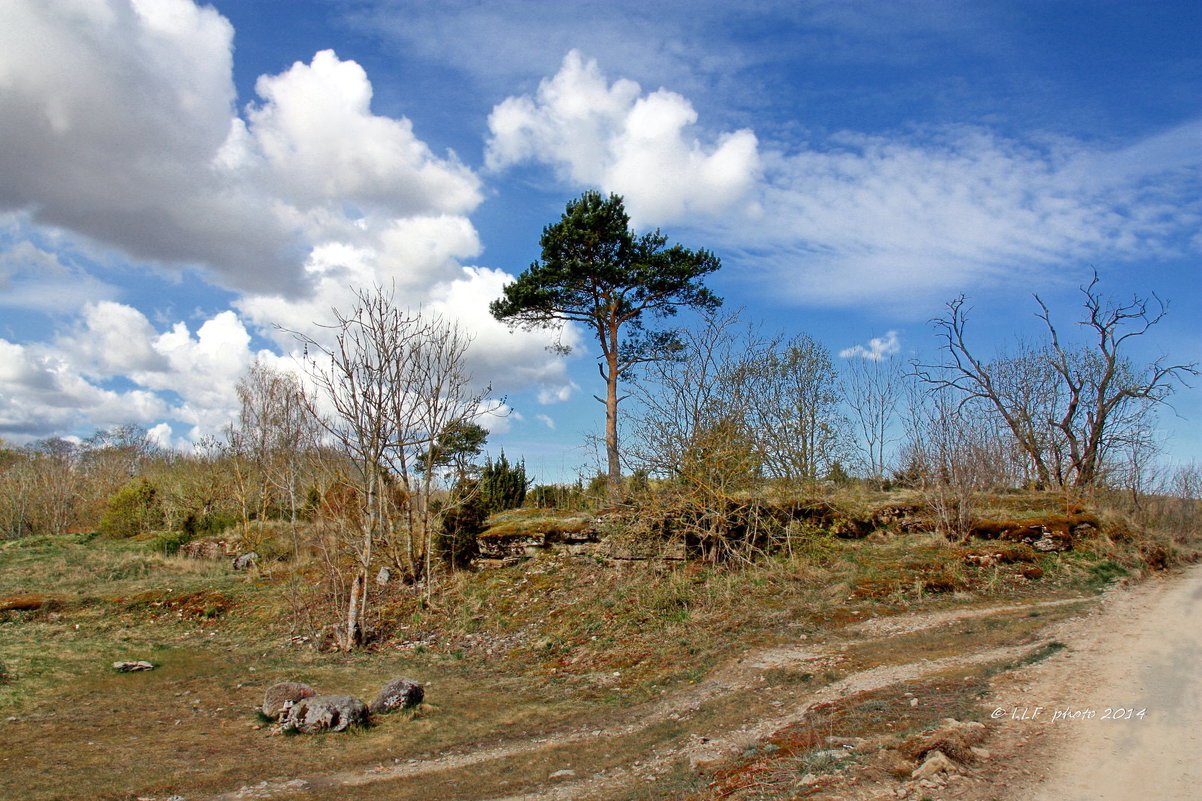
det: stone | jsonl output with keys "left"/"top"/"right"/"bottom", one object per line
{"left": 899, "top": 718, "right": 987, "bottom": 763}
{"left": 911, "top": 750, "right": 957, "bottom": 779}
{"left": 548, "top": 769, "right": 576, "bottom": 780}
{"left": 180, "top": 539, "right": 230, "bottom": 560}
{"left": 376, "top": 566, "right": 392, "bottom": 586}
{"left": 369, "top": 677, "right": 424, "bottom": 714}
{"left": 261, "top": 682, "right": 317, "bottom": 720}
{"left": 232, "top": 552, "right": 259, "bottom": 570}
{"left": 283, "top": 694, "right": 369, "bottom": 733}
{"left": 112, "top": 660, "right": 155, "bottom": 672}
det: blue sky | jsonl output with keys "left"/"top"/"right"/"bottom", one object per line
{"left": 1, "top": 0, "right": 1198, "bottom": 480}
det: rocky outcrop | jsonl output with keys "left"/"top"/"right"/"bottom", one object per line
{"left": 262, "top": 682, "right": 317, "bottom": 720}
{"left": 898, "top": 718, "right": 988, "bottom": 764}
{"left": 475, "top": 510, "right": 598, "bottom": 562}
{"left": 369, "top": 677, "right": 424, "bottom": 714}
{"left": 181, "top": 539, "right": 231, "bottom": 560}
{"left": 283, "top": 694, "right": 369, "bottom": 733}
{"left": 969, "top": 513, "right": 1098, "bottom": 552}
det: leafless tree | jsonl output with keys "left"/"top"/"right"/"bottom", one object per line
{"left": 224, "top": 361, "right": 321, "bottom": 557}
{"left": 288, "top": 286, "right": 487, "bottom": 648}
{"left": 737, "top": 335, "right": 848, "bottom": 483}
{"left": 842, "top": 354, "right": 906, "bottom": 486}
{"left": 916, "top": 274, "right": 1196, "bottom": 489}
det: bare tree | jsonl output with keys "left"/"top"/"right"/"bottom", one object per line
{"left": 842, "top": 354, "right": 906, "bottom": 486}
{"left": 917, "top": 274, "right": 1196, "bottom": 489}
{"left": 738, "top": 335, "right": 847, "bottom": 482}
{"left": 225, "top": 361, "right": 320, "bottom": 557}
{"left": 289, "top": 286, "right": 487, "bottom": 648}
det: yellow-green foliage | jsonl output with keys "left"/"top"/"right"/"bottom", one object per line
{"left": 477, "top": 508, "right": 592, "bottom": 541}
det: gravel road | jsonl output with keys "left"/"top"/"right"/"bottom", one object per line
{"left": 986, "top": 564, "right": 1202, "bottom": 801}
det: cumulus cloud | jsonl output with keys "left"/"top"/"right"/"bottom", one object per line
{"left": 486, "top": 51, "right": 760, "bottom": 226}
{"left": 0, "top": 2, "right": 483, "bottom": 296}
{"left": 489, "top": 56, "right": 1202, "bottom": 306}
{"left": 0, "top": 337, "right": 169, "bottom": 437}
{"left": 840, "top": 331, "right": 901, "bottom": 361}
{"left": 0, "top": 2, "right": 579, "bottom": 443}
{"left": 246, "top": 50, "right": 481, "bottom": 218}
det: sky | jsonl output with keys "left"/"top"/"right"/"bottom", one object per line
{"left": 1, "top": 0, "right": 1199, "bottom": 481}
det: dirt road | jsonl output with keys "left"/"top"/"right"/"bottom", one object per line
{"left": 984, "top": 564, "right": 1202, "bottom": 801}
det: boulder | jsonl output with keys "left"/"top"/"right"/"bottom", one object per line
{"left": 262, "top": 681, "right": 317, "bottom": 720}
{"left": 369, "top": 677, "right": 424, "bottom": 713}
{"left": 232, "top": 552, "right": 259, "bottom": 570}
{"left": 181, "top": 539, "right": 229, "bottom": 560}
{"left": 283, "top": 694, "right": 369, "bottom": 733}
{"left": 898, "top": 719, "right": 987, "bottom": 763}
{"left": 376, "top": 566, "right": 392, "bottom": 586}
{"left": 911, "top": 749, "right": 957, "bottom": 779}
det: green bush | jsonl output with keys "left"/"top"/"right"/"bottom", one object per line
{"left": 151, "top": 530, "right": 192, "bottom": 556}
{"left": 97, "top": 478, "right": 164, "bottom": 539}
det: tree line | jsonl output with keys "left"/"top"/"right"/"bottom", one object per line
{"left": 1, "top": 192, "right": 1197, "bottom": 649}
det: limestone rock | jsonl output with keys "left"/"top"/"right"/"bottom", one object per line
{"left": 181, "top": 539, "right": 230, "bottom": 560}
{"left": 898, "top": 718, "right": 987, "bottom": 763}
{"left": 112, "top": 660, "right": 154, "bottom": 672}
{"left": 283, "top": 694, "right": 369, "bottom": 733}
{"left": 261, "top": 682, "right": 317, "bottom": 720}
{"left": 911, "top": 749, "right": 957, "bottom": 779}
{"left": 232, "top": 552, "right": 259, "bottom": 570}
{"left": 369, "top": 677, "right": 424, "bottom": 714}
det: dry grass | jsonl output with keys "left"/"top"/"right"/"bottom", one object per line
{"left": 0, "top": 488, "right": 1189, "bottom": 800}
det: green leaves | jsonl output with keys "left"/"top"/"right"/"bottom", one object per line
{"left": 490, "top": 190, "right": 722, "bottom": 355}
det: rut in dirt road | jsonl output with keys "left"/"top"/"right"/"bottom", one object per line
{"left": 209, "top": 597, "right": 1085, "bottom": 801}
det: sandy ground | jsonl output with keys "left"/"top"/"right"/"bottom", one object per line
{"left": 977, "top": 564, "right": 1202, "bottom": 801}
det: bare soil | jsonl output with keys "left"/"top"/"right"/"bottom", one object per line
{"left": 198, "top": 567, "right": 1202, "bottom": 801}
{"left": 959, "top": 563, "right": 1202, "bottom": 801}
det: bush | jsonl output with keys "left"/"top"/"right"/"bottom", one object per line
{"left": 97, "top": 478, "right": 164, "bottom": 539}
{"left": 438, "top": 485, "right": 487, "bottom": 568}
{"left": 151, "top": 530, "right": 192, "bottom": 556}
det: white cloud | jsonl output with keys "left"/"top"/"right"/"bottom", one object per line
{"left": 840, "top": 331, "right": 901, "bottom": 361}
{"left": 488, "top": 54, "right": 1202, "bottom": 305}
{"left": 57, "top": 301, "right": 168, "bottom": 376}
{"left": 247, "top": 50, "right": 481, "bottom": 218}
{"left": 0, "top": 3, "right": 485, "bottom": 297}
{"left": 0, "top": 337, "right": 169, "bottom": 438}
{"left": 535, "top": 414, "right": 556, "bottom": 430}
{"left": 486, "top": 51, "right": 760, "bottom": 226}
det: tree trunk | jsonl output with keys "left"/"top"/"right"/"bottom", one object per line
{"left": 343, "top": 572, "right": 363, "bottom": 651}
{"left": 605, "top": 331, "right": 622, "bottom": 505}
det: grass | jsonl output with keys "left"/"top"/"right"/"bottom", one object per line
{"left": 0, "top": 489, "right": 1192, "bottom": 800}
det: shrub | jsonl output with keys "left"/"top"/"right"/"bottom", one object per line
{"left": 151, "top": 530, "right": 192, "bottom": 556}
{"left": 97, "top": 478, "right": 164, "bottom": 539}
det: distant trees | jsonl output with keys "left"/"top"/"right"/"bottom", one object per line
{"left": 628, "top": 312, "right": 847, "bottom": 488}
{"left": 843, "top": 354, "right": 904, "bottom": 486}
{"left": 491, "top": 191, "right": 721, "bottom": 503}
{"left": 738, "top": 335, "right": 846, "bottom": 482}
{"left": 224, "top": 360, "right": 320, "bottom": 557}
{"left": 916, "top": 275, "right": 1197, "bottom": 490}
